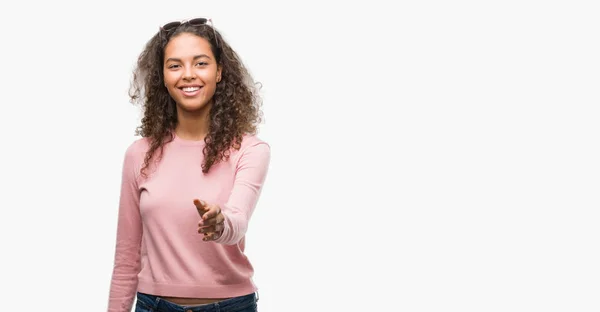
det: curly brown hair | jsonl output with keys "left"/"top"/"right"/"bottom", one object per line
{"left": 128, "top": 23, "right": 262, "bottom": 176}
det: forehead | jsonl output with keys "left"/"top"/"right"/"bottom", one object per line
{"left": 164, "top": 33, "right": 214, "bottom": 58}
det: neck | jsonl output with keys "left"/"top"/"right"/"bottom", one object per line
{"left": 175, "top": 105, "right": 211, "bottom": 141}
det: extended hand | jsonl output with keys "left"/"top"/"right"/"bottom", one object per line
{"left": 193, "top": 199, "right": 225, "bottom": 241}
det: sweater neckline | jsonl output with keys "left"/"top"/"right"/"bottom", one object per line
{"left": 171, "top": 132, "right": 206, "bottom": 147}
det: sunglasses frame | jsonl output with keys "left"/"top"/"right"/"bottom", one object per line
{"left": 159, "top": 17, "right": 219, "bottom": 47}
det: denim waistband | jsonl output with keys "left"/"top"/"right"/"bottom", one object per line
{"left": 136, "top": 291, "right": 257, "bottom": 312}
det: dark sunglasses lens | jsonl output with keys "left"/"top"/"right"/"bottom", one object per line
{"left": 188, "top": 18, "right": 208, "bottom": 26}
{"left": 163, "top": 21, "right": 181, "bottom": 30}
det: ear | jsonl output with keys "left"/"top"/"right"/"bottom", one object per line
{"left": 216, "top": 65, "right": 222, "bottom": 83}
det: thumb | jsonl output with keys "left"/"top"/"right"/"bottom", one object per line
{"left": 193, "top": 199, "right": 207, "bottom": 216}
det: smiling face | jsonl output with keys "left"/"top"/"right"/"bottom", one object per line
{"left": 163, "top": 32, "right": 222, "bottom": 115}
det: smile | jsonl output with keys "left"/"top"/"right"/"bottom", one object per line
{"left": 179, "top": 86, "right": 203, "bottom": 97}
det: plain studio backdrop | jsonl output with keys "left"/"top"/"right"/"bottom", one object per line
{"left": 0, "top": 0, "right": 598, "bottom": 311}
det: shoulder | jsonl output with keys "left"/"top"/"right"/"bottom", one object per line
{"left": 124, "top": 137, "right": 151, "bottom": 159}
{"left": 241, "top": 134, "right": 269, "bottom": 149}
{"left": 118, "top": 137, "right": 151, "bottom": 182}
{"left": 122, "top": 137, "right": 152, "bottom": 172}
{"left": 231, "top": 133, "right": 271, "bottom": 165}
{"left": 237, "top": 133, "right": 270, "bottom": 157}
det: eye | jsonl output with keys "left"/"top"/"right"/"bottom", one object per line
{"left": 196, "top": 62, "right": 208, "bottom": 66}
{"left": 168, "top": 64, "right": 180, "bottom": 69}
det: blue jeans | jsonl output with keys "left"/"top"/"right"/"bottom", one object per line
{"left": 135, "top": 292, "right": 258, "bottom": 312}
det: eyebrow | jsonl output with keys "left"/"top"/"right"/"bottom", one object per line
{"left": 165, "top": 54, "right": 212, "bottom": 63}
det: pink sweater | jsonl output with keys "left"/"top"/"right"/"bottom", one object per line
{"left": 107, "top": 133, "right": 270, "bottom": 312}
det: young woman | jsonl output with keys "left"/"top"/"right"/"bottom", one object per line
{"left": 107, "top": 18, "right": 270, "bottom": 312}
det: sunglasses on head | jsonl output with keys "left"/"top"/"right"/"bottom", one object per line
{"left": 159, "top": 17, "right": 219, "bottom": 47}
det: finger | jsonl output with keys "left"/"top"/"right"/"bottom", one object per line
{"left": 203, "top": 232, "right": 216, "bottom": 241}
{"left": 201, "top": 223, "right": 223, "bottom": 232}
{"left": 198, "top": 217, "right": 224, "bottom": 230}
{"left": 198, "top": 225, "right": 215, "bottom": 234}
{"left": 193, "top": 199, "right": 207, "bottom": 210}
{"left": 203, "top": 231, "right": 221, "bottom": 241}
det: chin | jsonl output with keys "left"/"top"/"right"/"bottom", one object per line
{"left": 178, "top": 101, "right": 211, "bottom": 113}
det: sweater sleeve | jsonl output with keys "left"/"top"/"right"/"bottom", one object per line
{"left": 214, "top": 141, "right": 271, "bottom": 245}
{"left": 107, "top": 143, "right": 143, "bottom": 312}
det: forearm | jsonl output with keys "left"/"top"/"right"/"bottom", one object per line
{"left": 213, "top": 142, "right": 270, "bottom": 245}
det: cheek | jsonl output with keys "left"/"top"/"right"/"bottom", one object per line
{"left": 199, "top": 70, "right": 218, "bottom": 84}
{"left": 164, "top": 73, "right": 176, "bottom": 86}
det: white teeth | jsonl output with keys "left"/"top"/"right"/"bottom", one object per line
{"left": 183, "top": 87, "right": 200, "bottom": 92}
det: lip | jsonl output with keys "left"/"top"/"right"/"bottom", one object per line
{"left": 178, "top": 85, "right": 203, "bottom": 97}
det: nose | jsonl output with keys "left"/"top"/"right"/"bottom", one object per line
{"left": 182, "top": 66, "right": 196, "bottom": 81}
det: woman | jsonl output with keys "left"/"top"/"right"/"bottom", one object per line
{"left": 107, "top": 18, "right": 270, "bottom": 312}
